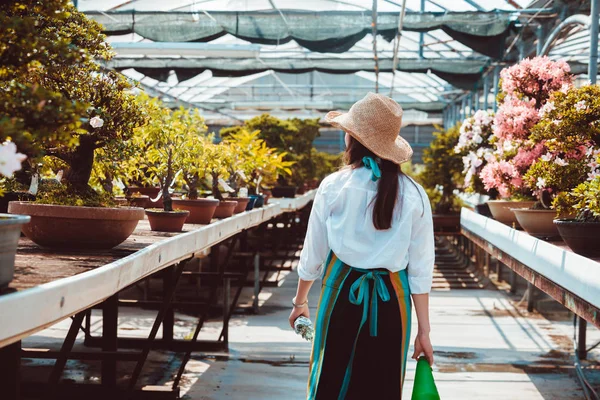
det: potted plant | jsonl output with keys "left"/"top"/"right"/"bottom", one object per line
{"left": 128, "top": 101, "right": 194, "bottom": 232}
{"left": 479, "top": 56, "right": 573, "bottom": 227}
{"left": 454, "top": 110, "right": 497, "bottom": 217}
{"left": 203, "top": 142, "right": 238, "bottom": 219}
{"left": 518, "top": 84, "right": 600, "bottom": 239}
{"left": 175, "top": 113, "right": 220, "bottom": 224}
{"left": 4, "top": 3, "right": 146, "bottom": 249}
{"left": 419, "top": 124, "right": 464, "bottom": 233}
{"left": 553, "top": 176, "right": 600, "bottom": 257}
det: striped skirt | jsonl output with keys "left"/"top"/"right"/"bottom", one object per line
{"left": 307, "top": 251, "right": 412, "bottom": 400}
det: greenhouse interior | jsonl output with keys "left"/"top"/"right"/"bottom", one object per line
{"left": 0, "top": 0, "right": 599, "bottom": 399}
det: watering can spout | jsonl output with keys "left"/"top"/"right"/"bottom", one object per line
{"left": 411, "top": 357, "right": 440, "bottom": 400}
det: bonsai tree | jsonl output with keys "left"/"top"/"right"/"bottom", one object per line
{"left": 454, "top": 110, "right": 497, "bottom": 197}
{"left": 480, "top": 56, "right": 573, "bottom": 200}
{"left": 207, "top": 142, "right": 235, "bottom": 201}
{"left": 525, "top": 84, "right": 600, "bottom": 212}
{"left": 555, "top": 176, "right": 600, "bottom": 222}
{"left": 419, "top": 124, "right": 464, "bottom": 214}
{"left": 221, "top": 129, "right": 294, "bottom": 195}
{"left": 180, "top": 133, "right": 214, "bottom": 200}
{"left": 128, "top": 100, "right": 186, "bottom": 211}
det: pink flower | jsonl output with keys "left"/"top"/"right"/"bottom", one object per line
{"left": 512, "top": 143, "right": 546, "bottom": 171}
{"left": 494, "top": 97, "right": 539, "bottom": 141}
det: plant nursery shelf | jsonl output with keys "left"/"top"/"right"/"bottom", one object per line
{"left": 0, "top": 190, "right": 315, "bottom": 349}
{"left": 460, "top": 208, "right": 600, "bottom": 329}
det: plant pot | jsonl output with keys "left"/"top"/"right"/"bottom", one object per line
{"left": 272, "top": 186, "right": 297, "bottom": 198}
{"left": 8, "top": 202, "right": 144, "bottom": 249}
{"left": 128, "top": 187, "right": 163, "bottom": 208}
{"left": 0, "top": 214, "right": 31, "bottom": 289}
{"left": 512, "top": 209, "right": 560, "bottom": 240}
{"left": 262, "top": 190, "right": 271, "bottom": 205}
{"left": 554, "top": 219, "right": 600, "bottom": 257}
{"left": 227, "top": 197, "right": 251, "bottom": 214}
{"left": 432, "top": 214, "right": 461, "bottom": 233}
{"left": 474, "top": 203, "right": 493, "bottom": 218}
{"left": 0, "top": 192, "right": 36, "bottom": 214}
{"left": 486, "top": 200, "right": 536, "bottom": 228}
{"left": 115, "top": 195, "right": 150, "bottom": 209}
{"left": 250, "top": 194, "right": 265, "bottom": 209}
{"left": 145, "top": 209, "right": 190, "bottom": 232}
{"left": 172, "top": 198, "right": 220, "bottom": 225}
{"left": 213, "top": 200, "right": 238, "bottom": 219}
{"left": 245, "top": 197, "right": 258, "bottom": 211}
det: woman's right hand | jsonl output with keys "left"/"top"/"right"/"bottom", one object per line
{"left": 412, "top": 332, "right": 434, "bottom": 366}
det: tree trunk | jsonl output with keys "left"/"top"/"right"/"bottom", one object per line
{"left": 63, "top": 135, "right": 95, "bottom": 192}
{"left": 212, "top": 172, "right": 223, "bottom": 201}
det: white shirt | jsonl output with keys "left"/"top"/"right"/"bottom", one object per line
{"left": 297, "top": 166, "right": 435, "bottom": 294}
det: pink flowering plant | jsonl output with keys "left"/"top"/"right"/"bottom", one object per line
{"left": 454, "top": 110, "right": 496, "bottom": 195}
{"left": 526, "top": 84, "right": 600, "bottom": 214}
{"left": 479, "top": 57, "right": 573, "bottom": 200}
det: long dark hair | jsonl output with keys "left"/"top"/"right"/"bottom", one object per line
{"left": 344, "top": 136, "right": 402, "bottom": 230}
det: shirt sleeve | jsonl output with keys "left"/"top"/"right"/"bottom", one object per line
{"left": 407, "top": 186, "right": 435, "bottom": 294}
{"left": 297, "top": 183, "right": 330, "bottom": 281}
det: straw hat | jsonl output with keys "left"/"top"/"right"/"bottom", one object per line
{"left": 325, "top": 92, "right": 413, "bottom": 165}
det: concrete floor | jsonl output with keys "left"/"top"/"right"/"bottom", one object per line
{"left": 22, "top": 267, "right": 600, "bottom": 399}
{"left": 180, "top": 269, "right": 599, "bottom": 399}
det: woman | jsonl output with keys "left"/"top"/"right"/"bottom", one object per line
{"left": 289, "top": 92, "right": 435, "bottom": 399}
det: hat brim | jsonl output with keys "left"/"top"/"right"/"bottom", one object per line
{"left": 325, "top": 111, "right": 413, "bottom": 165}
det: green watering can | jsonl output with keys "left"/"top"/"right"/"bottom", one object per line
{"left": 411, "top": 357, "right": 440, "bottom": 400}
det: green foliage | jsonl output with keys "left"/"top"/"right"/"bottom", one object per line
{"left": 35, "top": 180, "right": 115, "bottom": 208}
{"left": 310, "top": 149, "right": 342, "bottom": 182}
{"left": 555, "top": 177, "right": 600, "bottom": 222}
{"left": 419, "top": 124, "right": 464, "bottom": 214}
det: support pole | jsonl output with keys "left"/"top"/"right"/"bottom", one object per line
{"left": 102, "top": 294, "right": 119, "bottom": 387}
{"left": 590, "top": 0, "right": 599, "bottom": 84}
{"left": 371, "top": 0, "right": 379, "bottom": 93}
{"left": 483, "top": 73, "right": 490, "bottom": 111}
{"left": 578, "top": 317, "right": 588, "bottom": 359}
{"left": 493, "top": 65, "right": 501, "bottom": 112}
{"left": 0, "top": 341, "right": 20, "bottom": 400}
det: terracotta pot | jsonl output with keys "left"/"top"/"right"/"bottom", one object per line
{"left": 172, "top": 198, "right": 219, "bottom": 224}
{"left": 262, "top": 190, "right": 271, "bottom": 205}
{"left": 487, "top": 200, "right": 536, "bottom": 228}
{"left": 554, "top": 219, "right": 600, "bottom": 257}
{"left": 433, "top": 214, "right": 461, "bottom": 233}
{"left": 213, "top": 200, "right": 238, "bottom": 219}
{"left": 8, "top": 202, "right": 144, "bottom": 249}
{"left": 512, "top": 209, "right": 560, "bottom": 240}
{"left": 228, "top": 197, "right": 251, "bottom": 214}
{"left": 0, "top": 192, "right": 35, "bottom": 214}
{"left": 115, "top": 195, "right": 150, "bottom": 209}
{"left": 272, "top": 186, "right": 297, "bottom": 198}
{"left": 128, "top": 187, "right": 163, "bottom": 208}
{"left": 0, "top": 214, "right": 30, "bottom": 289}
{"left": 145, "top": 209, "right": 190, "bottom": 232}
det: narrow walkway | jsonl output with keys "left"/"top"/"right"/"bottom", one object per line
{"left": 183, "top": 251, "right": 597, "bottom": 399}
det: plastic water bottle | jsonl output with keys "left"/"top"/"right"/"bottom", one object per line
{"left": 239, "top": 187, "right": 249, "bottom": 198}
{"left": 294, "top": 316, "right": 314, "bottom": 342}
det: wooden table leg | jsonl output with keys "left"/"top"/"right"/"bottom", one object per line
{"left": 0, "top": 341, "right": 21, "bottom": 400}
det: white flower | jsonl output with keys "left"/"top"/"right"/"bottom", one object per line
{"left": 560, "top": 83, "right": 572, "bottom": 94}
{"left": 484, "top": 151, "right": 495, "bottom": 162}
{"left": 473, "top": 134, "right": 483, "bottom": 144}
{"left": 554, "top": 157, "right": 568, "bottom": 166}
{"left": 503, "top": 140, "right": 515, "bottom": 152}
{"left": 588, "top": 160, "right": 598, "bottom": 170}
{"left": 90, "top": 116, "right": 104, "bottom": 128}
{"left": 541, "top": 153, "right": 553, "bottom": 162}
{"left": 588, "top": 171, "right": 600, "bottom": 181}
{"left": 575, "top": 100, "right": 588, "bottom": 111}
{"left": 0, "top": 141, "right": 27, "bottom": 178}
{"left": 536, "top": 177, "right": 546, "bottom": 189}
{"left": 473, "top": 158, "right": 483, "bottom": 168}
{"left": 539, "top": 101, "right": 555, "bottom": 117}
{"left": 552, "top": 119, "right": 562, "bottom": 126}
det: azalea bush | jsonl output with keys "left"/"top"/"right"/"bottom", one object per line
{"left": 479, "top": 57, "right": 573, "bottom": 199}
{"left": 525, "top": 84, "right": 600, "bottom": 212}
{"left": 419, "top": 124, "right": 464, "bottom": 214}
{"left": 454, "top": 110, "right": 496, "bottom": 196}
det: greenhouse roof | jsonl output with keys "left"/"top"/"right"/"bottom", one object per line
{"left": 76, "top": 0, "right": 598, "bottom": 124}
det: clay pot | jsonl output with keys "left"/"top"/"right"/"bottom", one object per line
{"left": 512, "top": 209, "right": 560, "bottom": 240}
{"left": 432, "top": 214, "right": 461, "bottom": 233}
{"left": 128, "top": 187, "right": 163, "bottom": 208}
{"left": 486, "top": 200, "right": 536, "bottom": 228}
{"left": 554, "top": 219, "right": 600, "bottom": 257}
{"left": 213, "top": 200, "right": 238, "bottom": 219}
{"left": 172, "top": 198, "right": 219, "bottom": 224}
{"left": 228, "top": 197, "right": 251, "bottom": 214}
{"left": 145, "top": 209, "right": 190, "bottom": 232}
{"left": 115, "top": 195, "right": 150, "bottom": 209}
{"left": 8, "top": 202, "right": 144, "bottom": 249}
{"left": 0, "top": 192, "right": 35, "bottom": 214}
{"left": 0, "top": 214, "right": 30, "bottom": 289}
{"left": 262, "top": 190, "right": 271, "bottom": 205}
{"left": 272, "top": 186, "right": 297, "bottom": 198}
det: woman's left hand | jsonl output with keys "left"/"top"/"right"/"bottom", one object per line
{"left": 289, "top": 304, "right": 310, "bottom": 329}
